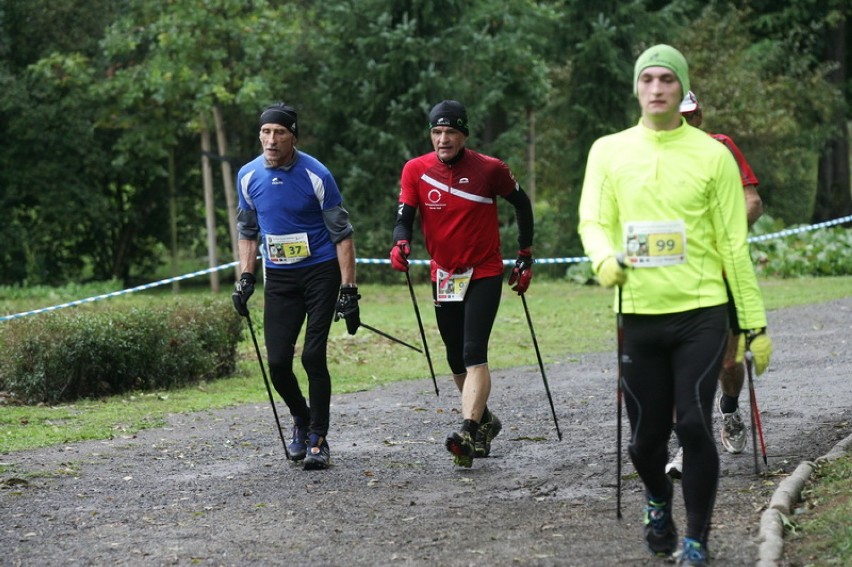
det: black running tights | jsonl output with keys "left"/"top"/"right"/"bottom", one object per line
{"left": 263, "top": 259, "right": 341, "bottom": 438}
{"left": 621, "top": 305, "right": 727, "bottom": 544}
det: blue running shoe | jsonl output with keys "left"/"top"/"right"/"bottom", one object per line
{"left": 676, "top": 538, "right": 709, "bottom": 566}
{"left": 644, "top": 497, "right": 678, "bottom": 556}
{"left": 288, "top": 416, "right": 309, "bottom": 462}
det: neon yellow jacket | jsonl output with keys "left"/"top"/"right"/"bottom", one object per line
{"left": 578, "top": 119, "right": 767, "bottom": 330}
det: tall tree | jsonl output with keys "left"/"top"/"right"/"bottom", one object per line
{"left": 533, "top": 0, "right": 664, "bottom": 260}
{"left": 0, "top": 0, "right": 125, "bottom": 285}
{"left": 813, "top": 10, "right": 850, "bottom": 222}
{"left": 95, "top": 0, "right": 312, "bottom": 284}
{"left": 737, "top": 0, "right": 850, "bottom": 222}
{"left": 306, "top": 0, "right": 552, "bottom": 266}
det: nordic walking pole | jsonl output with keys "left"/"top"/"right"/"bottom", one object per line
{"left": 520, "top": 293, "right": 562, "bottom": 441}
{"left": 360, "top": 322, "right": 422, "bottom": 353}
{"left": 405, "top": 271, "right": 439, "bottom": 396}
{"left": 616, "top": 282, "right": 624, "bottom": 519}
{"left": 245, "top": 310, "right": 290, "bottom": 459}
{"left": 745, "top": 335, "right": 768, "bottom": 474}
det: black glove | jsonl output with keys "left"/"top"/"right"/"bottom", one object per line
{"left": 335, "top": 285, "right": 361, "bottom": 335}
{"left": 231, "top": 272, "right": 256, "bottom": 317}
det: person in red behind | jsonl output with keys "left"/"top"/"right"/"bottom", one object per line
{"left": 666, "top": 90, "right": 765, "bottom": 479}
{"left": 389, "top": 100, "right": 535, "bottom": 468}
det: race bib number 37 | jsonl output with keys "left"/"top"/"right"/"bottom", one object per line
{"left": 623, "top": 220, "right": 686, "bottom": 268}
{"left": 266, "top": 232, "right": 311, "bottom": 265}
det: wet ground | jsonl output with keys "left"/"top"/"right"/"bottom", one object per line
{"left": 2, "top": 297, "right": 850, "bottom": 566}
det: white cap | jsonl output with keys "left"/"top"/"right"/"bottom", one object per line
{"left": 679, "top": 90, "right": 699, "bottom": 113}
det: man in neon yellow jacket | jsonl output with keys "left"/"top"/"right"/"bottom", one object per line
{"left": 578, "top": 44, "right": 772, "bottom": 567}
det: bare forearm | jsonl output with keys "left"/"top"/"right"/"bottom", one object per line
{"left": 336, "top": 237, "right": 357, "bottom": 286}
{"left": 238, "top": 239, "right": 259, "bottom": 276}
{"left": 744, "top": 186, "right": 763, "bottom": 228}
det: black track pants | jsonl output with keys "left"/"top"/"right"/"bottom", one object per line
{"left": 621, "top": 305, "right": 727, "bottom": 544}
{"left": 263, "top": 259, "right": 341, "bottom": 438}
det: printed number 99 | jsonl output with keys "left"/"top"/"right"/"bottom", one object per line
{"left": 656, "top": 239, "right": 676, "bottom": 252}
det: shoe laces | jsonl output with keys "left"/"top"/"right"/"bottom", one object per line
{"left": 475, "top": 422, "right": 490, "bottom": 441}
{"left": 723, "top": 411, "right": 744, "bottom": 431}
{"left": 644, "top": 500, "right": 670, "bottom": 531}
{"left": 680, "top": 538, "right": 707, "bottom": 562}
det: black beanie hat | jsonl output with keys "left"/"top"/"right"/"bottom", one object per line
{"left": 428, "top": 100, "right": 469, "bottom": 136}
{"left": 259, "top": 103, "right": 298, "bottom": 138}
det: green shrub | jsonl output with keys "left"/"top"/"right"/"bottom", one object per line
{"left": 750, "top": 216, "right": 852, "bottom": 277}
{"left": 0, "top": 299, "right": 243, "bottom": 404}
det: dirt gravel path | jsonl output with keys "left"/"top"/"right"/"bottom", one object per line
{"left": 2, "top": 297, "right": 851, "bottom": 566}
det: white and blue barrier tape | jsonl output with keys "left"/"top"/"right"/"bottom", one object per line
{"left": 2, "top": 215, "right": 850, "bottom": 323}
{"left": 746, "top": 216, "right": 851, "bottom": 243}
{"left": 0, "top": 262, "right": 239, "bottom": 323}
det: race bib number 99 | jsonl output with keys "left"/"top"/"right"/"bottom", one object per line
{"left": 623, "top": 220, "right": 686, "bottom": 268}
{"left": 266, "top": 232, "right": 311, "bottom": 265}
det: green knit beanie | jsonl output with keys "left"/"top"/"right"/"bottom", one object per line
{"left": 633, "top": 44, "right": 690, "bottom": 96}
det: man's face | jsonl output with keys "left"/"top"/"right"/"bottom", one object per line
{"left": 637, "top": 66, "right": 683, "bottom": 126}
{"left": 430, "top": 126, "right": 467, "bottom": 161}
{"left": 259, "top": 124, "right": 296, "bottom": 167}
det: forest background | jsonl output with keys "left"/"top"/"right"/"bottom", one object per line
{"left": 1, "top": 0, "right": 849, "bottom": 289}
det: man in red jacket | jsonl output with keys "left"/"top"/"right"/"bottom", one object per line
{"left": 389, "top": 100, "right": 534, "bottom": 468}
{"left": 666, "top": 90, "right": 765, "bottom": 479}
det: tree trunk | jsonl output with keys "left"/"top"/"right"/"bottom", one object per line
{"left": 213, "top": 105, "right": 240, "bottom": 265}
{"left": 168, "top": 148, "right": 180, "bottom": 293}
{"left": 812, "top": 17, "right": 851, "bottom": 223}
{"left": 200, "top": 115, "right": 220, "bottom": 293}
{"left": 526, "top": 107, "right": 536, "bottom": 205}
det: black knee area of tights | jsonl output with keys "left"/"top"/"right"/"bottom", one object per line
{"left": 266, "top": 342, "right": 295, "bottom": 370}
{"left": 674, "top": 417, "right": 706, "bottom": 447}
{"left": 447, "top": 355, "right": 466, "bottom": 376}
{"left": 462, "top": 341, "right": 488, "bottom": 368}
{"left": 301, "top": 347, "right": 328, "bottom": 377}
{"left": 628, "top": 438, "right": 667, "bottom": 465}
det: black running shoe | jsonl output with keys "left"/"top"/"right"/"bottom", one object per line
{"left": 644, "top": 497, "right": 678, "bottom": 556}
{"left": 445, "top": 431, "right": 475, "bottom": 468}
{"left": 303, "top": 434, "right": 330, "bottom": 470}
{"left": 474, "top": 411, "right": 502, "bottom": 458}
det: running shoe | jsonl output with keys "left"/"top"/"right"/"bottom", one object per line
{"left": 288, "top": 416, "right": 309, "bottom": 461}
{"left": 445, "top": 431, "right": 475, "bottom": 468}
{"left": 303, "top": 434, "right": 330, "bottom": 470}
{"left": 644, "top": 496, "right": 678, "bottom": 557}
{"left": 676, "top": 537, "right": 709, "bottom": 566}
{"left": 666, "top": 446, "right": 684, "bottom": 480}
{"left": 474, "top": 411, "right": 502, "bottom": 458}
{"left": 718, "top": 396, "right": 747, "bottom": 454}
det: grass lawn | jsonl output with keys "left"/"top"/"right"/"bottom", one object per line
{"left": 2, "top": 275, "right": 850, "bottom": 453}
